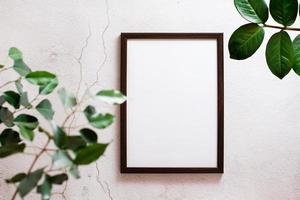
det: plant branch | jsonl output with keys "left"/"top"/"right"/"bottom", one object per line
{"left": 0, "top": 78, "right": 21, "bottom": 90}
{"left": 263, "top": 24, "right": 300, "bottom": 32}
{"left": 0, "top": 66, "right": 12, "bottom": 73}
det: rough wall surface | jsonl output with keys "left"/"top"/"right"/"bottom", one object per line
{"left": 1, "top": 0, "right": 300, "bottom": 199}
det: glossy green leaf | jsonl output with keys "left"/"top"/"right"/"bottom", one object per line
{"left": 83, "top": 105, "right": 96, "bottom": 119}
{"left": 0, "top": 107, "right": 14, "bottom": 127}
{"left": 13, "top": 60, "right": 31, "bottom": 76}
{"left": 0, "top": 64, "right": 4, "bottom": 69}
{"left": 229, "top": 23, "right": 265, "bottom": 60}
{"left": 14, "top": 114, "right": 38, "bottom": 130}
{"left": 79, "top": 128, "right": 98, "bottom": 144}
{"left": 234, "top": 0, "right": 269, "bottom": 23}
{"left": 269, "top": 0, "right": 298, "bottom": 26}
{"left": 69, "top": 165, "right": 80, "bottom": 179}
{"left": 88, "top": 113, "right": 114, "bottom": 129}
{"left": 292, "top": 34, "right": 300, "bottom": 76}
{"left": 0, "top": 143, "right": 25, "bottom": 158}
{"left": 8, "top": 47, "right": 22, "bottom": 61}
{"left": 58, "top": 88, "right": 77, "bottom": 108}
{"left": 25, "top": 71, "right": 58, "bottom": 95}
{"left": 0, "top": 129, "right": 21, "bottom": 145}
{"left": 19, "top": 126, "right": 34, "bottom": 141}
{"left": 49, "top": 173, "right": 68, "bottom": 185}
{"left": 51, "top": 123, "right": 66, "bottom": 148}
{"left": 3, "top": 91, "right": 20, "bottom": 109}
{"left": 18, "top": 168, "right": 43, "bottom": 198}
{"left": 52, "top": 150, "right": 73, "bottom": 168}
{"left": 37, "top": 176, "right": 52, "bottom": 200}
{"left": 74, "top": 143, "right": 109, "bottom": 165}
{"left": 266, "top": 31, "right": 293, "bottom": 79}
{"left": 64, "top": 136, "right": 86, "bottom": 151}
{"left": 20, "top": 92, "right": 31, "bottom": 108}
{"left": 96, "top": 90, "right": 126, "bottom": 105}
{"left": 0, "top": 96, "right": 5, "bottom": 106}
{"left": 36, "top": 99, "right": 54, "bottom": 120}
{"left": 5, "top": 173, "right": 26, "bottom": 183}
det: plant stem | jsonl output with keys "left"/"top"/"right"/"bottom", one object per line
{"left": 263, "top": 24, "right": 300, "bottom": 32}
{"left": 0, "top": 66, "right": 12, "bottom": 73}
{"left": 11, "top": 137, "right": 51, "bottom": 200}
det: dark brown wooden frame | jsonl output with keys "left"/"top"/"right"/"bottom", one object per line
{"left": 120, "top": 33, "right": 224, "bottom": 173}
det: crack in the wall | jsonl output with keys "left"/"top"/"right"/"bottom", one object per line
{"left": 90, "top": 0, "right": 110, "bottom": 87}
{"left": 104, "top": 181, "right": 114, "bottom": 200}
{"left": 95, "top": 162, "right": 106, "bottom": 192}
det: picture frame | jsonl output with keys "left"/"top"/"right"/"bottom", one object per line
{"left": 120, "top": 33, "right": 224, "bottom": 173}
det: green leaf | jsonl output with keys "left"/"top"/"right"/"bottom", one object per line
{"left": 9, "top": 47, "right": 23, "bottom": 61}
{"left": 49, "top": 173, "right": 68, "bottom": 185}
{"left": 234, "top": 0, "right": 269, "bottom": 23}
{"left": 0, "top": 96, "right": 5, "bottom": 106}
{"left": 51, "top": 123, "right": 66, "bottom": 148}
{"left": 0, "top": 64, "right": 4, "bottom": 69}
{"left": 3, "top": 91, "right": 20, "bottom": 109}
{"left": 19, "top": 126, "right": 34, "bottom": 141}
{"left": 0, "top": 143, "right": 25, "bottom": 158}
{"left": 64, "top": 136, "right": 86, "bottom": 151}
{"left": 5, "top": 173, "right": 26, "bottom": 183}
{"left": 74, "top": 143, "right": 109, "bottom": 165}
{"left": 14, "top": 114, "right": 38, "bottom": 130}
{"left": 37, "top": 176, "right": 52, "bottom": 200}
{"left": 69, "top": 165, "right": 80, "bottom": 179}
{"left": 88, "top": 113, "right": 114, "bottom": 129}
{"left": 13, "top": 60, "right": 31, "bottom": 76}
{"left": 96, "top": 90, "right": 126, "bottom": 105}
{"left": 269, "top": 0, "right": 298, "bottom": 26}
{"left": 293, "top": 34, "right": 300, "bottom": 76}
{"left": 79, "top": 128, "right": 98, "bottom": 144}
{"left": 52, "top": 150, "right": 73, "bottom": 168}
{"left": 25, "top": 71, "right": 58, "bottom": 95}
{"left": 20, "top": 92, "right": 31, "bottom": 108}
{"left": 58, "top": 88, "right": 77, "bottom": 108}
{"left": 266, "top": 31, "right": 293, "bottom": 79}
{"left": 15, "top": 79, "right": 23, "bottom": 93}
{"left": 36, "top": 99, "right": 54, "bottom": 120}
{"left": 229, "top": 23, "right": 265, "bottom": 60}
{"left": 18, "top": 168, "right": 43, "bottom": 198}
{"left": 83, "top": 105, "right": 96, "bottom": 119}
{"left": 0, "top": 129, "right": 21, "bottom": 145}
{"left": 0, "top": 107, "right": 14, "bottom": 127}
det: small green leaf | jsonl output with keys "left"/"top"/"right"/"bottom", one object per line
{"left": 49, "top": 173, "right": 68, "bottom": 185}
{"left": 5, "top": 173, "right": 26, "bottom": 183}
{"left": 20, "top": 92, "right": 31, "bottom": 108}
{"left": 58, "top": 88, "right": 77, "bottom": 108}
{"left": 14, "top": 114, "right": 38, "bottom": 130}
{"left": 69, "top": 165, "right": 80, "bottom": 179}
{"left": 25, "top": 71, "right": 58, "bottom": 95}
{"left": 270, "top": 0, "right": 298, "bottom": 26}
{"left": 0, "top": 96, "right": 5, "bottom": 106}
{"left": 19, "top": 126, "right": 34, "bottom": 141}
{"left": 9, "top": 47, "right": 23, "bottom": 61}
{"left": 0, "top": 107, "right": 14, "bottom": 127}
{"left": 18, "top": 168, "right": 44, "bottom": 198}
{"left": 293, "top": 34, "right": 300, "bottom": 76}
{"left": 0, "top": 64, "right": 4, "bottom": 69}
{"left": 96, "top": 90, "right": 126, "bottom": 105}
{"left": 0, "top": 129, "right": 21, "bottom": 145}
{"left": 36, "top": 99, "right": 54, "bottom": 120}
{"left": 52, "top": 150, "right": 73, "bottom": 168}
{"left": 37, "top": 176, "right": 52, "bottom": 200}
{"left": 83, "top": 105, "right": 96, "bottom": 119}
{"left": 0, "top": 143, "right": 25, "bottom": 158}
{"left": 234, "top": 0, "right": 269, "bottom": 23}
{"left": 74, "top": 143, "right": 109, "bottom": 165}
{"left": 266, "top": 31, "right": 294, "bottom": 79}
{"left": 3, "top": 91, "right": 20, "bottom": 109}
{"left": 64, "top": 136, "right": 86, "bottom": 151}
{"left": 80, "top": 128, "right": 98, "bottom": 144}
{"left": 51, "top": 123, "right": 66, "bottom": 148}
{"left": 88, "top": 113, "right": 114, "bottom": 129}
{"left": 229, "top": 23, "right": 265, "bottom": 60}
{"left": 13, "top": 60, "right": 31, "bottom": 76}
{"left": 15, "top": 79, "right": 23, "bottom": 93}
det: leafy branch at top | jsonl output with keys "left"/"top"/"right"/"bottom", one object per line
{"left": 229, "top": 0, "right": 300, "bottom": 79}
{"left": 0, "top": 47, "right": 126, "bottom": 200}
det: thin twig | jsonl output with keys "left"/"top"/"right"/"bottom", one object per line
{"left": 0, "top": 66, "right": 12, "bottom": 73}
{"left": 264, "top": 24, "right": 300, "bottom": 32}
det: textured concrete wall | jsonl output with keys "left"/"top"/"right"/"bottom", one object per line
{"left": 1, "top": 0, "right": 300, "bottom": 199}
